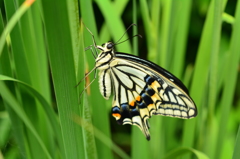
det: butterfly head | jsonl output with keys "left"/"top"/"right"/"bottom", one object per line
{"left": 95, "top": 42, "right": 115, "bottom": 70}
{"left": 96, "top": 42, "right": 115, "bottom": 52}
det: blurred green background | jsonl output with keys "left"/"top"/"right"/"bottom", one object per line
{"left": 0, "top": 0, "right": 239, "bottom": 158}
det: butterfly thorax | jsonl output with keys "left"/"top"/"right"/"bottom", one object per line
{"left": 95, "top": 42, "right": 115, "bottom": 70}
{"left": 95, "top": 42, "right": 116, "bottom": 100}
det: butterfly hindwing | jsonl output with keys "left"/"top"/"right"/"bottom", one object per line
{"left": 110, "top": 60, "right": 152, "bottom": 139}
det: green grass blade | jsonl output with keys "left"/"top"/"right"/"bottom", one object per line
{"left": 3, "top": 0, "right": 53, "bottom": 158}
{"left": 80, "top": 1, "right": 113, "bottom": 158}
{"left": 78, "top": 22, "right": 98, "bottom": 159}
{"left": 95, "top": 0, "right": 131, "bottom": 53}
{"left": 182, "top": 0, "right": 226, "bottom": 153}
{"left": 0, "top": 75, "right": 64, "bottom": 153}
{"left": 41, "top": 0, "right": 84, "bottom": 158}
{"left": 203, "top": 0, "right": 223, "bottom": 158}
{"left": 132, "top": 0, "right": 138, "bottom": 56}
{"left": 0, "top": 81, "right": 51, "bottom": 159}
{"left": 215, "top": 0, "right": 240, "bottom": 158}
{"left": 0, "top": 116, "right": 11, "bottom": 149}
{"left": 233, "top": 125, "right": 240, "bottom": 159}
{"left": 67, "top": 0, "right": 81, "bottom": 72}
{"left": 98, "top": 0, "right": 128, "bottom": 44}
{"left": 159, "top": 0, "right": 174, "bottom": 68}
{"left": 17, "top": 1, "right": 55, "bottom": 156}
{"left": 72, "top": 115, "right": 131, "bottom": 159}
{"left": 139, "top": 0, "right": 152, "bottom": 59}
{"left": 222, "top": 12, "right": 235, "bottom": 24}
{"left": 171, "top": 0, "right": 192, "bottom": 77}
{"left": 164, "top": 147, "right": 209, "bottom": 159}
{"left": 0, "top": 9, "right": 27, "bottom": 158}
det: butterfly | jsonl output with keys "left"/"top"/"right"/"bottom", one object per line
{"left": 82, "top": 24, "right": 197, "bottom": 140}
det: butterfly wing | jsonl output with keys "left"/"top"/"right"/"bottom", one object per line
{"left": 109, "top": 53, "right": 197, "bottom": 140}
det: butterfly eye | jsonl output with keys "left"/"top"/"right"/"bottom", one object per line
{"left": 107, "top": 43, "right": 113, "bottom": 49}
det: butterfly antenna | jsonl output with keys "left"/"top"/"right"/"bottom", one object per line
{"left": 115, "top": 34, "right": 142, "bottom": 46}
{"left": 114, "top": 24, "right": 137, "bottom": 45}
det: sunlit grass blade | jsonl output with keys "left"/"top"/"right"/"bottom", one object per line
{"left": 222, "top": 12, "right": 235, "bottom": 24}
{"left": 0, "top": 0, "right": 35, "bottom": 57}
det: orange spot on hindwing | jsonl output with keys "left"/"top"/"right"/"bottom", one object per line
{"left": 129, "top": 100, "right": 135, "bottom": 107}
{"left": 136, "top": 96, "right": 141, "bottom": 102}
{"left": 112, "top": 113, "right": 121, "bottom": 120}
{"left": 112, "top": 106, "right": 123, "bottom": 124}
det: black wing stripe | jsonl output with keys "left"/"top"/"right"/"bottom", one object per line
{"left": 127, "top": 90, "right": 134, "bottom": 104}
{"left": 131, "top": 76, "right": 145, "bottom": 91}
{"left": 112, "top": 67, "right": 134, "bottom": 89}
{"left": 115, "top": 64, "right": 147, "bottom": 80}
{"left": 102, "top": 70, "right": 108, "bottom": 98}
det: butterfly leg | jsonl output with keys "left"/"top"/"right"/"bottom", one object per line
{"left": 76, "top": 67, "right": 96, "bottom": 87}
{"left": 85, "top": 45, "right": 98, "bottom": 58}
{"left": 77, "top": 67, "right": 97, "bottom": 102}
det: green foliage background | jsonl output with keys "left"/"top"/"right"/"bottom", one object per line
{"left": 0, "top": 0, "right": 239, "bottom": 159}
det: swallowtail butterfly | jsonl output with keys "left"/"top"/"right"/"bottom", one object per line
{"left": 82, "top": 25, "right": 197, "bottom": 140}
